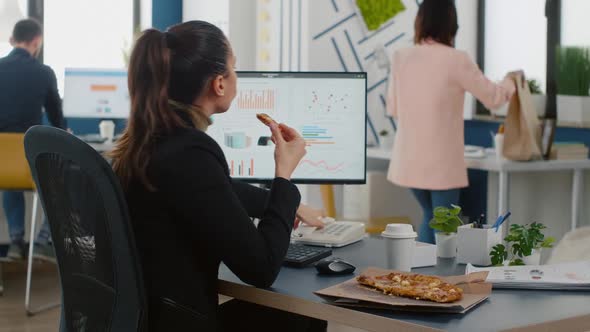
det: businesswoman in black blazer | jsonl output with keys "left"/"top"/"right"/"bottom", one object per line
{"left": 111, "top": 21, "right": 326, "bottom": 331}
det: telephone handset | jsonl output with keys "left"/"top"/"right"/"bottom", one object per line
{"left": 291, "top": 220, "right": 366, "bottom": 248}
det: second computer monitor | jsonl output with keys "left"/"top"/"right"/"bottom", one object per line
{"left": 208, "top": 72, "right": 367, "bottom": 184}
{"left": 63, "top": 68, "right": 129, "bottom": 119}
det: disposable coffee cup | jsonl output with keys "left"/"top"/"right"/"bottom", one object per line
{"left": 382, "top": 224, "right": 417, "bottom": 272}
{"left": 99, "top": 120, "right": 115, "bottom": 142}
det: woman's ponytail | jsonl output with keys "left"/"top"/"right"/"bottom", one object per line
{"left": 112, "top": 29, "right": 184, "bottom": 190}
{"left": 112, "top": 21, "right": 231, "bottom": 191}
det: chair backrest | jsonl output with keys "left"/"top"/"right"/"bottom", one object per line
{"left": 24, "top": 126, "right": 146, "bottom": 332}
{"left": 0, "top": 133, "right": 34, "bottom": 190}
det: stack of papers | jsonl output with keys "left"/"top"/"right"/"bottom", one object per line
{"left": 466, "top": 261, "right": 590, "bottom": 290}
{"left": 551, "top": 143, "right": 589, "bottom": 160}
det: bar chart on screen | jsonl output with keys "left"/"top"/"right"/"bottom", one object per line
{"left": 229, "top": 159, "right": 256, "bottom": 177}
{"left": 236, "top": 88, "right": 276, "bottom": 110}
{"left": 300, "top": 125, "right": 336, "bottom": 146}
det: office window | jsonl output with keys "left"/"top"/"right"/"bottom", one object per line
{"left": 44, "top": 0, "right": 134, "bottom": 96}
{"left": 484, "top": 0, "right": 547, "bottom": 92}
{"left": 561, "top": 0, "right": 590, "bottom": 46}
{"left": 0, "top": 0, "right": 28, "bottom": 57}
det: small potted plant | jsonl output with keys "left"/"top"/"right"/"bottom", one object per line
{"left": 429, "top": 205, "right": 463, "bottom": 258}
{"left": 527, "top": 78, "right": 546, "bottom": 117}
{"left": 556, "top": 46, "right": 590, "bottom": 124}
{"left": 379, "top": 129, "right": 394, "bottom": 150}
{"left": 490, "top": 222, "right": 555, "bottom": 266}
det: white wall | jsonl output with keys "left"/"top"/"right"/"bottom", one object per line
{"left": 0, "top": 0, "right": 28, "bottom": 57}
{"left": 181, "top": 0, "right": 257, "bottom": 70}
{"left": 455, "top": 0, "right": 478, "bottom": 119}
{"left": 182, "top": 0, "right": 229, "bottom": 35}
{"left": 140, "top": 0, "right": 152, "bottom": 30}
{"left": 230, "top": 0, "right": 257, "bottom": 70}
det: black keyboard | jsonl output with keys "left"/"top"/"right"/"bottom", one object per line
{"left": 283, "top": 244, "right": 332, "bottom": 268}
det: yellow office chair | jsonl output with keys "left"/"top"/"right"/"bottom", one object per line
{"left": 0, "top": 133, "right": 34, "bottom": 190}
{"left": 0, "top": 133, "right": 57, "bottom": 315}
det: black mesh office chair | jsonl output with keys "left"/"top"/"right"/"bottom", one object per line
{"left": 24, "top": 126, "right": 147, "bottom": 331}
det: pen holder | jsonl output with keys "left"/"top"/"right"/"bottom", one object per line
{"left": 457, "top": 223, "right": 503, "bottom": 266}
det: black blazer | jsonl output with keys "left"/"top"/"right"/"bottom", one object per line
{"left": 0, "top": 48, "right": 66, "bottom": 132}
{"left": 124, "top": 120, "right": 300, "bottom": 330}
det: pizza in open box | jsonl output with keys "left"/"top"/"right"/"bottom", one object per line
{"left": 357, "top": 272, "right": 463, "bottom": 303}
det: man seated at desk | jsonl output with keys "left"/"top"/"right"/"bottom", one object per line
{"left": 0, "top": 18, "right": 66, "bottom": 261}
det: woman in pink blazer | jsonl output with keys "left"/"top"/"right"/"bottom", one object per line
{"left": 387, "top": 0, "right": 515, "bottom": 243}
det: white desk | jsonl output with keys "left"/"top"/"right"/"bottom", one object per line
{"left": 87, "top": 141, "right": 115, "bottom": 153}
{"left": 367, "top": 147, "right": 590, "bottom": 232}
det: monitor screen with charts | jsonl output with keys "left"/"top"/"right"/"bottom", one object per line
{"left": 63, "top": 68, "right": 130, "bottom": 119}
{"left": 208, "top": 72, "right": 367, "bottom": 184}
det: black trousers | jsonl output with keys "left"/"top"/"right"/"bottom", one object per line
{"left": 218, "top": 299, "right": 328, "bottom": 332}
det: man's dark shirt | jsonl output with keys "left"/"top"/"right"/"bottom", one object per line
{"left": 0, "top": 48, "right": 66, "bottom": 132}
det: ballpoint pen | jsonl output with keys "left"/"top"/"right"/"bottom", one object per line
{"left": 491, "top": 215, "right": 503, "bottom": 230}
{"left": 494, "top": 212, "right": 511, "bottom": 232}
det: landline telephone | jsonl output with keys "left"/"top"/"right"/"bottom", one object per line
{"left": 291, "top": 218, "right": 366, "bottom": 248}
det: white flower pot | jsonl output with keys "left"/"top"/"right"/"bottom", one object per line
{"left": 435, "top": 232, "right": 457, "bottom": 258}
{"left": 557, "top": 95, "right": 590, "bottom": 124}
{"left": 522, "top": 249, "right": 541, "bottom": 266}
{"left": 531, "top": 94, "right": 546, "bottom": 117}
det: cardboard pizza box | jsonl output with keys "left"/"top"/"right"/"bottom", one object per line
{"left": 314, "top": 267, "right": 491, "bottom": 314}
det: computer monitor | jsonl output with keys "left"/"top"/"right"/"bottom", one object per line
{"left": 63, "top": 68, "right": 129, "bottom": 119}
{"left": 208, "top": 71, "right": 367, "bottom": 184}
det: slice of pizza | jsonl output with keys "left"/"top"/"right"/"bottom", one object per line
{"left": 357, "top": 272, "right": 463, "bottom": 303}
{"left": 256, "top": 113, "right": 277, "bottom": 127}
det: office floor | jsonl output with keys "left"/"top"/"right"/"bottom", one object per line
{"left": 0, "top": 262, "right": 364, "bottom": 332}
{"left": 0, "top": 261, "right": 61, "bottom": 332}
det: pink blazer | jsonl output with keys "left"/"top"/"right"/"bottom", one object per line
{"left": 387, "top": 41, "right": 515, "bottom": 190}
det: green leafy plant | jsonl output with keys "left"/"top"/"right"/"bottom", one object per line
{"left": 490, "top": 244, "right": 508, "bottom": 266}
{"left": 527, "top": 79, "right": 543, "bottom": 95}
{"left": 556, "top": 46, "right": 590, "bottom": 96}
{"left": 490, "top": 222, "right": 555, "bottom": 266}
{"left": 356, "top": 0, "right": 406, "bottom": 31}
{"left": 429, "top": 205, "right": 463, "bottom": 235}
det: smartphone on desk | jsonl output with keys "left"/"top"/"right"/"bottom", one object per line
{"left": 291, "top": 221, "right": 366, "bottom": 248}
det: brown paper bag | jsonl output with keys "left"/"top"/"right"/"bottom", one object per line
{"left": 502, "top": 73, "right": 542, "bottom": 161}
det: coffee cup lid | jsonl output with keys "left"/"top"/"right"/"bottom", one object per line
{"left": 381, "top": 223, "right": 417, "bottom": 239}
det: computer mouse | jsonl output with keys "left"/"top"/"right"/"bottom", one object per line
{"left": 315, "top": 258, "right": 356, "bottom": 275}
